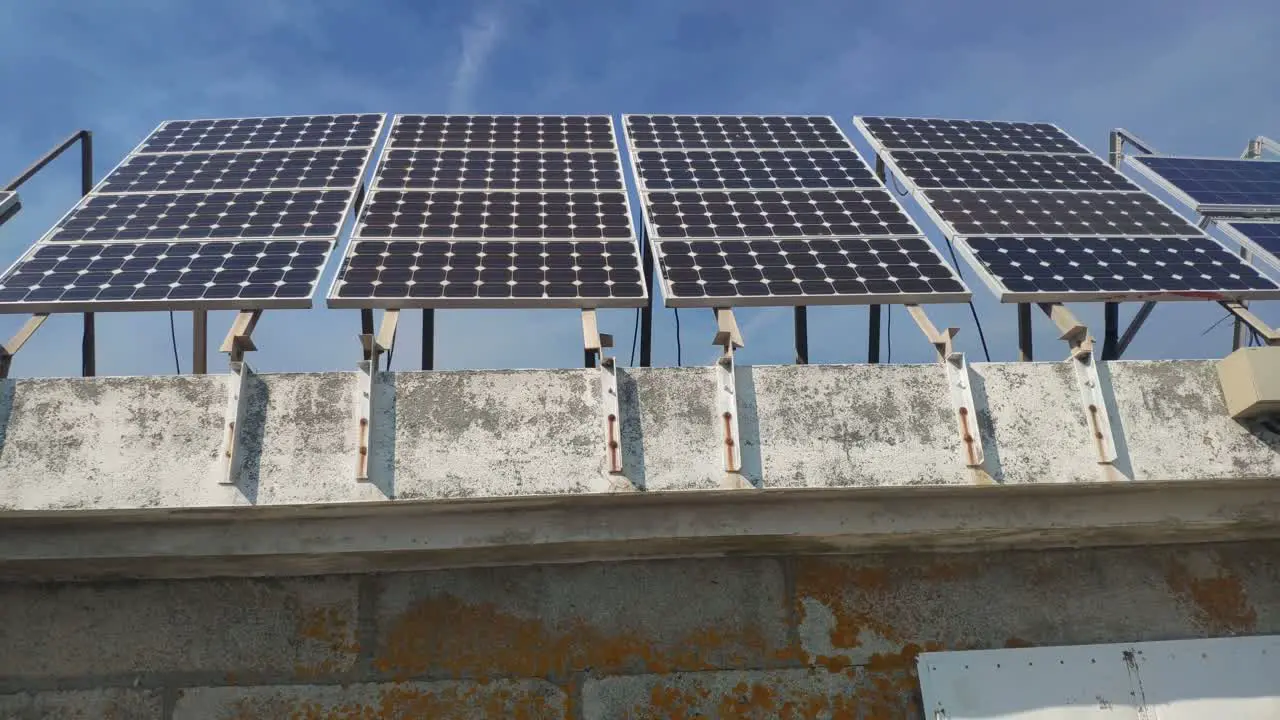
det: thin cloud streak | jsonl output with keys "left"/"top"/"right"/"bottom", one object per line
{"left": 448, "top": 3, "right": 505, "bottom": 113}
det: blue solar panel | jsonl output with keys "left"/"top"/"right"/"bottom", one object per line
{"left": 1222, "top": 221, "right": 1280, "bottom": 269}
{"left": 1130, "top": 156, "right": 1280, "bottom": 214}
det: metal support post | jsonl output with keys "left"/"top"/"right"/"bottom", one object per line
{"left": 1115, "top": 302, "right": 1156, "bottom": 358}
{"left": 582, "top": 309, "right": 624, "bottom": 474}
{"left": 215, "top": 310, "right": 261, "bottom": 486}
{"left": 80, "top": 132, "right": 95, "bottom": 377}
{"left": 1038, "top": 303, "right": 1119, "bottom": 474}
{"left": 356, "top": 309, "right": 399, "bottom": 482}
{"left": 1017, "top": 303, "right": 1033, "bottom": 361}
{"left": 422, "top": 309, "right": 435, "bottom": 370}
{"left": 712, "top": 308, "right": 744, "bottom": 482}
{"left": 639, "top": 227, "right": 655, "bottom": 367}
{"left": 1102, "top": 302, "right": 1119, "bottom": 360}
{"left": 0, "top": 314, "right": 49, "bottom": 379}
{"left": 868, "top": 304, "right": 881, "bottom": 363}
{"left": 905, "top": 305, "right": 984, "bottom": 471}
{"left": 192, "top": 310, "right": 208, "bottom": 374}
{"left": 794, "top": 306, "right": 808, "bottom": 364}
{"left": 1220, "top": 301, "right": 1280, "bottom": 345}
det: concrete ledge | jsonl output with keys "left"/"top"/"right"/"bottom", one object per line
{"left": 4, "top": 479, "right": 1280, "bottom": 582}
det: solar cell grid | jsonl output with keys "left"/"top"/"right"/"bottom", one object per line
{"left": 858, "top": 116, "right": 1089, "bottom": 154}
{"left": 390, "top": 115, "right": 616, "bottom": 150}
{"left": 633, "top": 149, "right": 879, "bottom": 191}
{"left": 959, "top": 235, "right": 1280, "bottom": 302}
{"left": 139, "top": 114, "right": 382, "bottom": 153}
{"left": 0, "top": 239, "right": 331, "bottom": 311}
{"left": 625, "top": 115, "right": 849, "bottom": 150}
{"left": 99, "top": 149, "right": 367, "bottom": 194}
{"left": 642, "top": 189, "right": 921, "bottom": 239}
{"left": 1222, "top": 222, "right": 1280, "bottom": 269}
{"left": 375, "top": 149, "right": 624, "bottom": 191}
{"left": 1129, "top": 156, "right": 1280, "bottom": 213}
{"left": 46, "top": 189, "right": 354, "bottom": 243}
{"left": 923, "top": 189, "right": 1202, "bottom": 237}
{"left": 330, "top": 239, "right": 644, "bottom": 308}
{"left": 889, "top": 150, "right": 1137, "bottom": 192}
{"left": 355, "top": 190, "right": 633, "bottom": 240}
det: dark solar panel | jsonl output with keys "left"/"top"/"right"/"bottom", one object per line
{"left": 46, "top": 190, "right": 354, "bottom": 242}
{"left": 923, "top": 189, "right": 1203, "bottom": 237}
{"left": 355, "top": 190, "right": 633, "bottom": 240}
{"left": 960, "top": 235, "right": 1280, "bottom": 302}
{"left": 139, "top": 114, "right": 382, "bottom": 153}
{"left": 1223, "top": 222, "right": 1280, "bottom": 267}
{"left": 1130, "top": 156, "right": 1280, "bottom": 213}
{"left": 375, "top": 149, "right": 624, "bottom": 191}
{"left": 0, "top": 240, "right": 330, "bottom": 311}
{"left": 859, "top": 116, "right": 1089, "bottom": 154}
{"left": 99, "top": 149, "right": 367, "bottom": 193}
{"left": 889, "top": 150, "right": 1137, "bottom": 192}
{"left": 642, "top": 189, "right": 921, "bottom": 239}
{"left": 625, "top": 115, "right": 850, "bottom": 150}
{"left": 633, "top": 149, "right": 879, "bottom": 191}
{"left": 329, "top": 239, "right": 645, "bottom": 308}
{"left": 389, "top": 115, "right": 616, "bottom": 150}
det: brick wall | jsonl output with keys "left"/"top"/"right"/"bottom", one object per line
{"left": 2, "top": 541, "right": 1277, "bottom": 719}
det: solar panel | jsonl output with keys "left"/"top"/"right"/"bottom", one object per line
{"left": 633, "top": 149, "right": 879, "bottom": 191}
{"left": 889, "top": 150, "right": 1137, "bottom": 192}
{"left": 857, "top": 116, "right": 1090, "bottom": 154}
{"left": 856, "top": 115, "right": 1280, "bottom": 303}
{"left": 138, "top": 114, "right": 382, "bottom": 153}
{"left": 1127, "top": 156, "right": 1280, "bottom": 215}
{"left": 624, "top": 114, "right": 970, "bottom": 307}
{"left": 328, "top": 114, "right": 647, "bottom": 309}
{"left": 0, "top": 191, "right": 18, "bottom": 225}
{"left": 390, "top": 115, "right": 616, "bottom": 150}
{"left": 1221, "top": 221, "right": 1280, "bottom": 272}
{"left": 625, "top": 115, "right": 848, "bottom": 150}
{"left": 375, "top": 149, "right": 624, "bottom": 191}
{"left": 957, "top": 235, "right": 1280, "bottom": 302}
{"left": 0, "top": 113, "right": 384, "bottom": 314}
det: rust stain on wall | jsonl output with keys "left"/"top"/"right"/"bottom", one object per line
{"left": 375, "top": 594, "right": 796, "bottom": 681}
{"left": 294, "top": 605, "right": 360, "bottom": 678}
{"left": 1165, "top": 558, "right": 1258, "bottom": 634}
{"left": 225, "top": 683, "right": 560, "bottom": 720}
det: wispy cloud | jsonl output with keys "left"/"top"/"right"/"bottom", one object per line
{"left": 448, "top": 3, "right": 505, "bottom": 113}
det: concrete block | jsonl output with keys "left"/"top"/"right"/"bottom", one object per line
{"left": 172, "top": 679, "right": 567, "bottom": 719}
{"left": 372, "top": 557, "right": 794, "bottom": 681}
{"left": 625, "top": 367, "right": 724, "bottom": 491}
{"left": 582, "top": 667, "right": 913, "bottom": 719}
{"left": 0, "top": 576, "right": 357, "bottom": 681}
{"left": 0, "top": 688, "right": 162, "bottom": 719}
{"left": 751, "top": 364, "right": 968, "bottom": 487}
{"left": 1107, "top": 360, "right": 1280, "bottom": 482}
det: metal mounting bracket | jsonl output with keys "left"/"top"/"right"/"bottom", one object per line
{"left": 0, "top": 313, "right": 49, "bottom": 379}
{"left": 905, "top": 305, "right": 984, "bottom": 468}
{"left": 1039, "top": 303, "right": 1118, "bottom": 466}
{"left": 356, "top": 309, "right": 398, "bottom": 482}
{"left": 217, "top": 360, "right": 254, "bottom": 486}
{"left": 582, "top": 310, "right": 624, "bottom": 473}
{"left": 713, "top": 308, "right": 744, "bottom": 476}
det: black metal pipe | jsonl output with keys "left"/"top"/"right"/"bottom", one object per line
{"left": 1018, "top": 303, "right": 1033, "bottom": 361}
{"left": 794, "top": 306, "right": 808, "bottom": 364}
{"left": 361, "top": 309, "right": 374, "bottom": 336}
{"left": 1101, "top": 302, "right": 1119, "bottom": 360}
{"left": 639, "top": 228, "right": 654, "bottom": 367}
{"left": 422, "top": 309, "right": 435, "bottom": 370}
{"left": 3, "top": 130, "right": 91, "bottom": 192}
{"left": 584, "top": 349, "right": 595, "bottom": 368}
{"left": 80, "top": 132, "right": 95, "bottom": 377}
{"left": 867, "top": 304, "right": 881, "bottom": 363}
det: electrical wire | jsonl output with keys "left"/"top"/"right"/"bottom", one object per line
{"left": 169, "top": 311, "right": 181, "bottom": 373}
{"left": 1199, "top": 312, "right": 1234, "bottom": 336}
{"left": 942, "top": 237, "right": 992, "bottom": 361}
{"left": 890, "top": 172, "right": 910, "bottom": 196}
{"left": 673, "top": 307, "right": 682, "bottom": 367}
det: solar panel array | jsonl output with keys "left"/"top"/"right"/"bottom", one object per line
{"left": 624, "top": 115, "right": 970, "bottom": 307}
{"left": 328, "top": 115, "right": 646, "bottom": 309}
{"left": 1128, "top": 156, "right": 1280, "bottom": 216}
{"left": 857, "top": 116, "right": 1280, "bottom": 303}
{"left": 0, "top": 114, "right": 383, "bottom": 313}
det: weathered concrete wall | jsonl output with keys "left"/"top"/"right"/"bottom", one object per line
{"left": 1, "top": 541, "right": 1276, "bottom": 718}
{"left": 1, "top": 360, "right": 1278, "bottom": 512}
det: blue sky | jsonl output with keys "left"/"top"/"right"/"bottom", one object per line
{"left": 1, "top": 0, "right": 1278, "bottom": 376}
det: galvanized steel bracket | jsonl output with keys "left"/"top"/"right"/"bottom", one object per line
{"left": 217, "top": 360, "right": 253, "bottom": 486}
{"left": 1069, "top": 349, "right": 1118, "bottom": 465}
{"left": 713, "top": 308, "right": 744, "bottom": 477}
{"left": 600, "top": 355, "right": 624, "bottom": 474}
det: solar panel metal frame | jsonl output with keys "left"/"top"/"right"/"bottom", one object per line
{"left": 327, "top": 114, "right": 648, "bottom": 310}
{"left": 0, "top": 114, "right": 385, "bottom": 314}
{"left": 1124, "top": 154, "right": 1280, "bottom": 217}
{"left": 1219, "top": 220, "right": 1280, "bottom": 275}
{"left": 854, "top": 115, "right": 1280, "bottom": 303}
{"left": 0, "top": 191, "right": 18, "bottom": 225}
{"left": 623, "top": 114, "right": 972, "bottom": 308}
{"left": 853, "top": 115, "right": 1094, "bottom": 156}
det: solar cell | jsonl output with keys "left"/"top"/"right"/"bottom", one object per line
{"left": 139, "top": 114, "right": 382, "bottom": 153}
{"left": 375, "top": 149, "right": 624, "bottom": 191}
{"left": 98, "top": 149, "right": 367, "bottom": 193}
{"left": 958, "top": 235, "right": 1280, "bottom": 302}
{"left": 329, "top": 239, "right": 645, "bottom": 308}
{"left": 390, "top": 115, "right": 616, "bottom": 150}
{"left": 1221, "top": 221, "right": 1280, "bottom": 271}
{"left": 1128, "top": 156, "right": 1280, "bottom": 215}
{"left": 642, "top": 189, "right": 921, "bottom": 239}
{"left": 45, "top": 190, "right": 354, "bottom": 243}
{"left": 355, "top": 190, "right": 633, "bottom": 240}
{"left": 625, "top": 115, "right": 849, "bottom": 150}
{"left": 922, "top": 189, "right": 1203, "bottom": 237}
{"left": 0, "top": 239, "right": 330, "bottom": 312}
{"left": 857, "top": 116, "right": 1089, "bottom": 154}
{"left": 633, "top": 149, "right": 879, "bottom": 191}
{"left": 889, "top": 150, "right": 1137, "bottom": 192}
{"left": 652, "top": 236, "right": 969, "bottom": 306}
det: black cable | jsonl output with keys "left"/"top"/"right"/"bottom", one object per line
{"left": 890, "top": 172, "right": 910, "bottom": 196}
{"left": 1199, "top": 312, "right": 1234, "bottom": 336}
{"left": 674, "top": 308, "right": 682, "bottom": 367}
{"left": 886, "top": 305, "right": 892, "bottom": 362}
{"left": 169, "top": 311, "right": 180, "bottom": 374}
{"left": 630, "top": 308, "right": 640, "bottom": 366}
{"left": 943, "top": 237, "right": 992, "bottom": 361}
